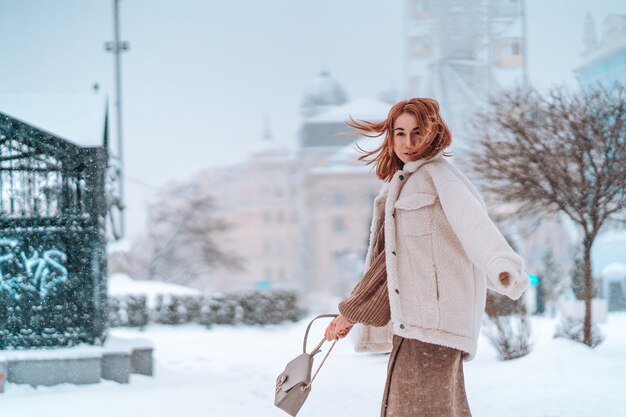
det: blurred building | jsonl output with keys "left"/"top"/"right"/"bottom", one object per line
{"left": 302, "top": 140, "right": 383, "bottom": 302}
{"left": 204, "top": 73, "right": 386, "bottom": 306}
{"left": 575, "top": 13, "right": 626, "bottom": 89}
{"left": 202, "top": 126, "right": 301, "bottom": 292}
{"left": 600, "top": 263, "right": 626, "bottom": 311}
{"left": 297, "top": 74, "right": 388, "bottom": 306}
{"left": 403, "top": 0, "right": 527, "bottom": 155}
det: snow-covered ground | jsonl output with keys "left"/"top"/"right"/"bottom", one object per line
{"left": 2, "top": 314, "right": 625, "bottom": 417}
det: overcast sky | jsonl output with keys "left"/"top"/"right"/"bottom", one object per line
{"left": 1, "top": 0, "right": 624, "bottom": 240}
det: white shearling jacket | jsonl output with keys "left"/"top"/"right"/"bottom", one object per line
{"left": 353, "top": 152, "right": 530, "bottom": 361}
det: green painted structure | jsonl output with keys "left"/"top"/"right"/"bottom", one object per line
{"left": 0, "top": 110, "right": 109, "bottom": 348}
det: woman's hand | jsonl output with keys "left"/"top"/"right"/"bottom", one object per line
{"left": 499, "top": 271, "right": 511, "bottom": 287}
{"left": 324, "top": 315, "right": 354, "bottom": 341}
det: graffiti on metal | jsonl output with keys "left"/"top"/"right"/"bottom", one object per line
{"left": 0, "top": 238, "right": 68, "bottom": 301}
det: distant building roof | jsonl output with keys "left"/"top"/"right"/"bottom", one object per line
{"left": 308, "top": 97, "right": 391, "bottom": 124}
{"left": 299, "top": 97, "right": 391, "bottom": 151}
{"left": 301, "top": 71, "right": 349, "bottom": 117}
{"left": 250, "top": 141, "right": 293, "bottom": 160}
{"left": 308, "top": 136, "right": 384, "bottom": 175}
{"left": 248, "top": 119, "right": 294, "bottom": 162}
{"left": 327, "top": 135, "right": 383, "bottom": 165}
{"left": 0, "top": 93, "right": 107, "bottom": 148}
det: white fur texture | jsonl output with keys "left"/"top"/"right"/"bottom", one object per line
{"left": 354, "top": 153, "right": 530, "bottom": 361}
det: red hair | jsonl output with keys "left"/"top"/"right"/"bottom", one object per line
{"left": 347, "top": 98, "right": 452, "bottom": 182}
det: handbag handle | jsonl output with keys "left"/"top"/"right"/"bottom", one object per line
{"left": 300, "top": 313, "right": 340, "bottom": 391}
{"left": 302, "top": 314, "right": 339, "bottom": 355}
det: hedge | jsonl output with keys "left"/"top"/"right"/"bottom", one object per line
{"left": 108, "top": 290, "right": 302, "bottom": 328}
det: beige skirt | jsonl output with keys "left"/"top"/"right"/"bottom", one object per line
{"left": 381, "top": 335, "right": 472, "bottom": 417}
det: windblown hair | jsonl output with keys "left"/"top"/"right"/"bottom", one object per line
{"left": 347, "top": 98, "right": 452, "bottom": 182}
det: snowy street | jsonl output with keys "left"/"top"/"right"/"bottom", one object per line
{"left": 2, "top": 314, "right": 625, "bottom": 417}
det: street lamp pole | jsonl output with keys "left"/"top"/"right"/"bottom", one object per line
{"left": 105, "top": 0, "right": 129, "bottom": 239}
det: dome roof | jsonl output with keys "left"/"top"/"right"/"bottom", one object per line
{"left": 301, "top": 71, "right": 348, "bottom": 117}
{"left": 308, "top": 97, "right": 391, "bottom": 123}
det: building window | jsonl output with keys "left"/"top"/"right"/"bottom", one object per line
{"left": 263, "top": 211, "right": 271, "bottom": 223}
{"left": 511, "top": 41, "right": 521, "bottom": 56}
{"left": 292, "top": 209, "right": 299, "bottom": 223}
{"left": 276, "top": 187, "right": 283, "bottom": 198}
{"left": 276, "top": 210, "right": 285, "bottom": 223}
{"left": 278, "top": 267, "right": 286, "bottom": 281}
{"left": 263, "top": 239, "right": 272, "bottom": 256}
{"left": 276, "top": 239, "right": 285, "bottom": 254}
{"left": 333, "top": 216, "right": 346, "bottom": 233}
{"left": 332, "top": 192, "right": 346, "bottom": 206}
{"left": 261, "top": 186, "right": 269, "bottom": 200}
{"left": 263, "top": 267, "right": 272, "bottom": 280}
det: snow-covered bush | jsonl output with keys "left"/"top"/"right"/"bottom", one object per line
{"left": 237, "top": 292, "right": 280, "bottom": 325}
{"left": 235, "top": 290, "right": 300, "bottom": 325}
{"left": 483, "top": 292, "right": 533, "bottom": 360}
{"left": 108, "top": 297, "right": 124, "bottom": 327}
{"left": 180, "top": 296, "right": 203, "bottom": 323}
{"left": 108, "top": 295, "right": 149, "bottom": 328}
{"left": 108, "top": 291, "right": 301, "bottom": 327}
{"left": 126, "top": 296, "right": 149, "bottom": 328}
{"left": 153, "top": 295, "right": 188, "bottom": 325}
{"left": 554, "top": 319, "right": 605, "bottom": 347}
{"left": 482, "top": 313, "right": 533, "bottom": 360}
{"left": 204, "top": 296, "right": 243, "bottom": 325}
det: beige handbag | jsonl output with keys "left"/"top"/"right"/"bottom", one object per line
{"left": 274, "top": 314, "right": 339, "bottom": 416}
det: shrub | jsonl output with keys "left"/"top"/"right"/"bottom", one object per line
{"left": 483, "top": 293, "right": 532, "bottom": 360}
{"left": 554, "top": 319, "right": 605, "bottom": 348}
{"left": 108, "top": 290, "right": 301, "bottom": 328}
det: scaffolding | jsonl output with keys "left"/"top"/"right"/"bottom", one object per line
{"left": 404, "top": 0, "right": 528, "bottom": 154}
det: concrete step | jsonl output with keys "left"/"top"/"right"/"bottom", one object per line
{"left": 0, "top": 335, "right": 153, "bottom": 391}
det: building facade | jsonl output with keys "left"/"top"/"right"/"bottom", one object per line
{"left": 301, "top": 137, "right": 385, "bottom": 307}
{"left": 205, "top": 73, "right": 387, "bottom": 307}
{"left": 202, "top": 138, "right": 301, "bottom": 293}
{"left": 576, "top": 13, "right": 626, "bottom": 89}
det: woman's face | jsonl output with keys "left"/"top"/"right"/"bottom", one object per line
{"left": 392, "top": 112, "right": 421, "bottom": 164}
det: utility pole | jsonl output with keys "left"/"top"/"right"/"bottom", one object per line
{"left": 105, "top": 0, "right": 129, "bottom": 239}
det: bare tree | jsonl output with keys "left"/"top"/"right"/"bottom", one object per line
{"left": 470, "top": 84, "right": 626, "bottom": 346}
{"left": 130, "top": 179, "right": 242, "bottom": 286}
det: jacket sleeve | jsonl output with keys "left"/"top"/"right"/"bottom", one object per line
{"left": 433, "top": 178, "right": 530, "bottom": 300}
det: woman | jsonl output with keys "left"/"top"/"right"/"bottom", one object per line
{"left": 324, "top": 98, "right": 529, "bottom": 417}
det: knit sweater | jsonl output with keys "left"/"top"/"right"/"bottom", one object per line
{"left": 338, "top": 221, "right": 391, "bottom": 327}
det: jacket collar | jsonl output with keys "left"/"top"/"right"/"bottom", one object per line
{"left": 401, "top": 152, "right": 444, "bottom": 173}
{"left": 374, "top": 152, "right": 445, "bottom": 205}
